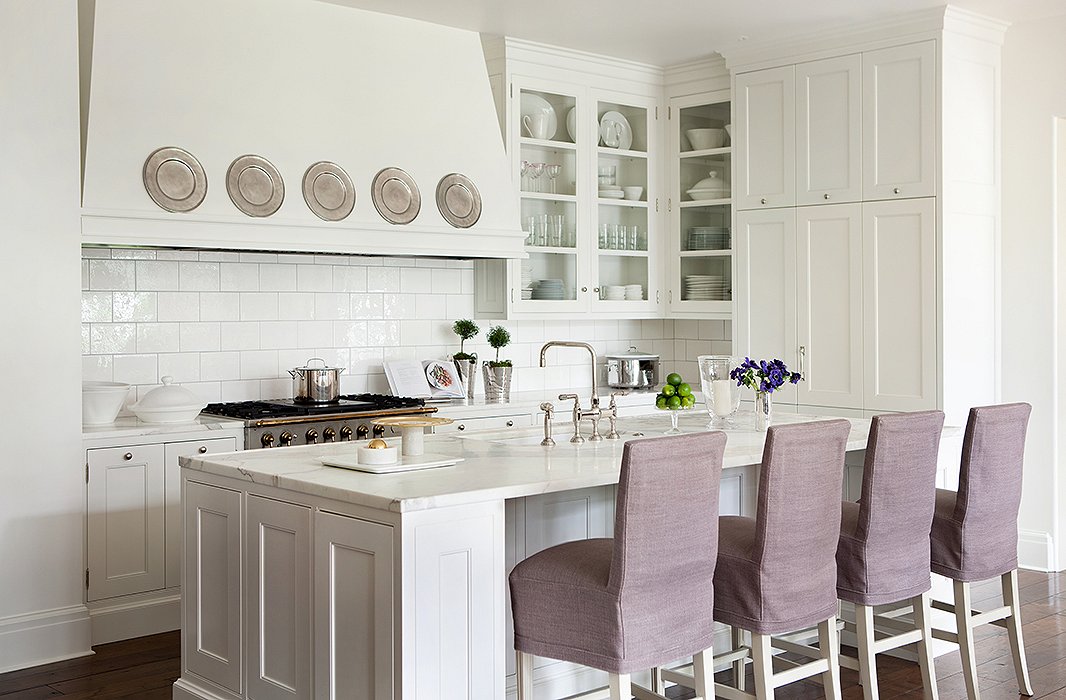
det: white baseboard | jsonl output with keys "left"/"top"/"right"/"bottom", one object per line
{"left": 173, "top": 676, "right": 241, "bottom": 700}
{"left": 89, "top": 590, "right": 180, "bottom": 645}
{"left": 1018, "top": 529, "right": 1056, "bottom": 572}
{"left": 0, "top": 604, "right": 92, "bottom": 673}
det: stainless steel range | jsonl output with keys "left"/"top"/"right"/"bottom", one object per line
{"left": 201, "top": 393, "right": 436, "bottom": 449}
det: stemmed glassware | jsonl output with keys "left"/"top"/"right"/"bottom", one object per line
{"left": 526, "top": 162, "right": 544, "bottom": 193}
{"left": 520, "top": 160, "right": 530, "bottom": 191}
{"left": 545, "top": 164, "right": 563, "bottom": 194}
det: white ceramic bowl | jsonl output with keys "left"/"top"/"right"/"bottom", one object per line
{"left": 359, "top": 445, "right": 400, "bottom": 465}
{"left": 622, "top": 186, "right": 644, "bottom": 200}
{"left": 82, "top": 381, "right": 131, "bottom": 425}
{"left": 686, "top": 128, "right": 726, "bottom": 150}
{"left": 130, "top": 376, "right": 206, "bottom": 424}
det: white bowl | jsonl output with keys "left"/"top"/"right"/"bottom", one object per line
{"left": 686, "top": 128, "right": 726, "bottom": 150}
{"left": 82, "top": 381, "right": 131, "bottom": 425}
{"left": 687, "top": 188, "right": 728, "bottom": 201}
{"left": 622, "top": 186, "right": 644, "bottom": 200}
{"left": 130, "top": 405, "right": 205, "bottom": 424}
{"left": 359, "top": 445, "right": 399, "bottom": 465}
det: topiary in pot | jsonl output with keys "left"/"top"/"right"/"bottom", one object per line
{"left": 451, "top": 319, "right": 479, "bottom": 361}
{"left": 485, "top": 325, "right": 512, "bottom": 367}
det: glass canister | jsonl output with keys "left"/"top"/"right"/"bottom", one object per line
{"left": 697, "top": 355, "right": 741, "bottom": 427}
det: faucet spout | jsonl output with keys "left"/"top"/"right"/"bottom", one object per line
{"left": 538, "top": 341, "right": 600, "bottom": 407}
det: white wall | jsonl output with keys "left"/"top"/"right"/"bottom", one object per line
{"left": 1001, "top": 12, "right": 1066, "bottom": 571}
{"left": 0, "top": 1, "right": 90, "bottom": 671}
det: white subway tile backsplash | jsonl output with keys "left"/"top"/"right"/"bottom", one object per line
{"left": 220, "top": 321, "right": 260, "bottom": 351}
{"left": 82, "top": 248, "right": 112, "bottom": 259}
{"left": 91, "top": 323, "right": 136, "bottom": 354}
{"left": 383, "top": 293, "right": 416, "bottom": 320}
{"left": 367, "top": 320, "right": 400, "bottom": 347}
{"left": 297, "top": 320, "right": 333, "bottom": 349}
{"left": 136, "top": 323, "right": 180, "bottom": 353}
{"left": 158, "top": 353, "right": 200, "bottom": 383}
{"left": 400, "top": 267, "right": 432, "bottom": 294}
{"left": 314, "top": 293, "right": 351, "bottom": 320}
{"left": 278, "top": 292, "right": 315, "bottom": 320}
{"left": 240, "top": 252, "right": 278, "bottom": 264}
{"left": 180, "top": 322, "right": 221, "bottom": 352}
{"left": 333, "top": 321, "right": 367, "bottom": 348}
{"left": 183, "top": 381, "right": 222, "bottom": 404}
{"left": 197, "top": 250, "right": 240, "bottom": 262}
{"left": 350, "top": 293, "right": 384, "bottom": 319}
{"left": 297, "top": 264, "right": 332, "bottom": 292}
{"left": 179, "top": 262, "right": 220, "bottom": 291}
{"left": 135, "top": 260, "right": 179, "bottom": 290}
{"left": 239, "top": 350, "right": 279, "bottom": 380}
{"left": 83, "top": 355, "right": 113, "bottom": 382}
{"left": 220, "top": 379, "right": 261, "bottom": 402}
{"left": 260, "top": 321, "right": 299, "bottom": 349}
{"left": 156, "top": 249, "right": 199, "bottom": 261}
{"left": 157, "top": 292, "right": 200, "bottom": 322}
{"left": 200, "top": 292, "right": 240, "bottom": 321}
{"left": 113, "top": 353, "right": 158, "bottom": 384}
{"left": 414, "top": 294, "right": 447, "bottom": 321}
{"left": 260, "top": 264, "right": 297, "bottom": 292}
{"left": 315, "top": 254, "right": 349, "bottom": 266}
{"left": 400, "top": 320, "right": 431, "bottom": 347}
{"left": 333, "top": 266, "right": 367, "bottom": 292}
{"left": 445, "top": 294, "right": 474, "bottom": 320}
{"left": 90, "top": 259, "right": 135, "bottom": 290}
{"left": 112, "top": 292, "right": 157, "bottom": 322}
{"left": 200, "top": 352, "right": 241, "bottom": 381}
{"left": 460, "top": 269, "right": 475, "bottom": 294}
{"left": 81, "top": 324, "right": 90, "bottom": 354}
{"left": 675, "top": 319, "right": 698, "bottom": 339}
{"left": 82, "top": 260, "right": 90, "bottom": 290}
{"left": 259, "top": 378, "right": 290, "bottom": 399}
{"left": 112, "top": 249, "right": 156, "bottom": 260}
{"left": 641, "top": 319, "right": 665, "bottom": 340}
{"left": 239, "top": 292, "right": 278, "bottom": 321}
{"left": 431, "top": 268, "right": 462, "bottom": 294}
{"left": 367, "top": 267, "right": 400, "bottom": 292}
{"left": 220, "top": 262, "right": 260, "bottom": 291}
{"left": 82, "top": 292, "right": 112, "bottom": 322}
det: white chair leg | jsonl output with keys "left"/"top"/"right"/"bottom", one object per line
{"left": 732, "top": 625, "right": 747, "bottom": 690}
{"left": 609, "top": 672, "right": 632, "bottom": 700}
{"left": 912, "top": 592, "right": 940, "bottom": 700}
{"left": 819, "top": 616, "right": 843, "bottom": 700}
{"left": 1002, "top": 570, "right": 1034, "bottom": 696}
{"left": 954, "top": 579, "right": 982, "bottom": 700}
{"left": 693, "top": 647, "right": 713, "bottom": 700}
{"left": 516, "top": 651, "right": 534, "bottom": 699}
{"left": 855, "top": 604, "right": 879, "bottom": 700}
{"left": 751, "top": 632, "right": 775, "bottom": 700}
{"left": 650, "top": 665, "right": 664, "bottom": 694}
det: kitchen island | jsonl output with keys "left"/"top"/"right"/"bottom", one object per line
{"left": 173, "top": 411, "right": 874, "bottom": 700}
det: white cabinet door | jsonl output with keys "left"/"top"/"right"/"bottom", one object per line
{"left": 87, "top": 444, "right": 165, "bottom": 601}
{"left": 314, "top": 511, "right": 393, "bottom": 700}
{"left": 184, "top": 480, "right": 243, "bottom": 695}
{"left": 862, "top": 41, "right": 937, "bottom": 201}
{"left": 862, "top": 198, "right": 937, "bottom": 411}
{"left": 734, "top": 208, "right": 799, "bottom": 406}
{"left": 246, "top": 495, "right": 311, "bottom": 700}
{"left": 796, "top": 204, "right": 864, "bottom": 409}
{"left": 796, "top": 54, "right": 863, "bottom": 206}
{"left": 735, "top": 65, "right": 796, "bottom": 210}
{"left": 165, "top": 437, "right": 237, "bottom": 589}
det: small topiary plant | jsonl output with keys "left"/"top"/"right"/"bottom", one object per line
{"left": 485, "top": 325, "right": 512, "bottom": 367}
{"left": 452, "top": 319, "right": 479, "bottom": 361}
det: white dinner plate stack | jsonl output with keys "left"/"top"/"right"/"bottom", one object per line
{"left": 602, "top": 285, "right": 626, "bottom": 300}
{"left": 625, "top": 284, "right": 644, "bottom": 300}
{"left": 687, "top": 226, "right": 731, "bottom": 251}
{"left": 684, "top": 274, "right": 730, "bottom": 301}
{"left": 531, "top": 279, "right": 566, "bottom": 300}
{"left": 521, "top": 263, "right": 533, "bottom": 300}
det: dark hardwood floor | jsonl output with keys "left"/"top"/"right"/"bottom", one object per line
{"left": 2, "top": 570, "right": 1065, "bottom": 699}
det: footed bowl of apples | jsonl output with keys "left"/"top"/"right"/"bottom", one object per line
{"left": 655, "top": 372, "right": 696, "bottom": 434}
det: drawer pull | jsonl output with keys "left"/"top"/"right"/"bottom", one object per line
{"left": 893, "top": 187, "right": 901, "bottom": 195}
{"left": 123, "top": 452, "right": 133, "bottom": 461}
{"left": 457, "top": 424, "right": 465, "bottom": 431}
{"left": 761, "top": 198, "right": 767, "bottom": 204}
{"left": 506, "top": 420, "right": 514, "bottom": 427}
{"left": 198, "top": 446, "right": 208, "bottom": 454}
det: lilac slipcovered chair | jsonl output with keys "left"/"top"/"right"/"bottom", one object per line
{"left": 665, "top": 420, "right": 851, "bottom": 700}
{"left": 835, "top": 410, "right": 945, "bottom": 700}
{"left": 929, "top": 403, "right": 1033, "bottom": 700}
{"left": 509, "top": 431, "right": 727, "bottom": 700}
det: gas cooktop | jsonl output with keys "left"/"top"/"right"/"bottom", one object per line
{"left": 202, "top": 393, "right": 426, "bottom": 421}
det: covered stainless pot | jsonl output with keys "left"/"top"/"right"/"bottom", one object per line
{"left": 289, "top": 357, "right": 344, "bottom": 403}
{"left": 605, "top": 347, "right": 660, "bottom": 390}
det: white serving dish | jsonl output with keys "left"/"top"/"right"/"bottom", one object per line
{"left": 599, "top": 111, "right": 633, "bottom": 150}
{"left": 686, "top": 128, "right": 726, "bottom": 150}
{"left": 320, "top": 453, "right": 463, "bottom": 474}
{"left": 622, "top": 186, "right": 643, "bottom": 200}
{"left": 129, "top": 376, "right": 206, "bottom": 424}
{"left": 520, "top": 93, "right": 557, "bottom": 140}
{"left": 687, "top": 188, "right": 728, "bottom": 201}
{"left": 357, "top": 444, "right": 400, "bottom": 465}
{"left": 82, "top": 381, "right": 131, "bottom": 425}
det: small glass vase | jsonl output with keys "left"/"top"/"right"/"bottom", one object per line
{"left": 698, "top": 355, "right": 740, "bottom": 428}
{"left": 666, "top": 409, "right": 682, "bottom": 435}
{"left": 755, "top": 391, "right": 772, "bottom": 432}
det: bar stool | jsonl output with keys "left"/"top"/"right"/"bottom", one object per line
{"left": 663, "top": 419, "right": 852, "bottom": 700}
{"left": 929, "top": 403, "right": 1033, "bottom": 700}
{"left": 834, "top": 410, "right": 945, "bottom": 700}
{"left": 509, "top": 431, "right": 727, "bottom": 700}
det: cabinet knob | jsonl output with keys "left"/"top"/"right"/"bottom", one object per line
{"left": 506, "top": 420, "right": 514, "bottom": 427}
{"left": 893, "top": 187, "right": 901, "bottom": 195}
{"left": 824, "top": 193, "right": 830, "bottom": 200}
{"left": 123, "top": 452, "right": 133, "bottom": 461}
{"left": 761, "top": 198, "right": 767, "bottom": 204}
{"left": 458, "top": 424, "right": 466, "bottom": 431}
{"left": 198, "top": 446, "right": 208, "bottom": 454}
{"left": 581, "top": 286, "right": 588, "bottom": 293}
{"left": 594, "top": 287, "right": 600, "bottom": 294}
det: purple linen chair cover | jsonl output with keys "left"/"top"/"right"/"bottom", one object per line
{"left": 509, "top": 431, "right": 727, "bottom": 674}
{"left": 836, "top": 410, "right": 945, "bottom": 605}
{"left": 931, "top": 403, "right": 1032, "bottom": 582}
{"left": 713, "top": 419, "right": 851, "bottom": 635}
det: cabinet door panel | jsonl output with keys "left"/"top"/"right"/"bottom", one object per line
{"left": 863, "top": 198, "right": 937, "bottom": 411}
{"left": 165, "top": 437, "right": 237, "bottom": 589}
{"left": 797, "top": 204, "right": 863, "bottom": 409}
{"left": 314, "top": 511, "right": 393, "bottom": 700}
{"left": 184, "top": 480, "right": 242, "bottom": 694}
{"left": 87, "top": 444, "right": 165, "bottom": 600}
{"left": 735, "top": 209, "right": 799, "bottom": 405}
{"left": 247, "top": 496, "right": 311, "bottom": 700}
{"left": 736, "top": 66, "right": 796, "bottom": 209}
{"left": 863, "top": 41, "right": 936, "bottom": 200}
{"left": 797, "top": 55, "right": 862, "bottom": 205}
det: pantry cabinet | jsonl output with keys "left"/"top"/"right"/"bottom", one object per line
{"left": 796, "top": 55, "right": 862, "bottom": 206}
{"left": 735, "top": 66, "right": 796, "bottom": 210}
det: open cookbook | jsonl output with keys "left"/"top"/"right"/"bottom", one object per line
{"left": 383, "top": 359, "right": 466, "bottom": 399}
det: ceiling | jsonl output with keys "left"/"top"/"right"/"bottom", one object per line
{"left": 320, "top": 0, "right": 1066, "bottom": 65}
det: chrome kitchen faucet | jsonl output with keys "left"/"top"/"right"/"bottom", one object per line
{"left": 538, "top": 341, "right": 621, "bottom": 443}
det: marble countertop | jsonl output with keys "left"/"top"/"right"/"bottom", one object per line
{"left": 180, "top": 410, "right": 872, "bottom": 513}
{"left": 426, "top": 388, "right": 662, "bottom": 419}
{"left": 82, "top": 414, "right": 245, "bottom": 442}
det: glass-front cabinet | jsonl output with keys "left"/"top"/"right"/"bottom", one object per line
{"left": 668, "top": 89, "right": 734, "bottom": 319}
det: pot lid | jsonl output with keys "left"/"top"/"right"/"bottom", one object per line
{"left": 606, "top": 346, "right": 660, "bottom": 361}
{"left": 690, "top": 170, "right": 724, "bottom": 191}
{"left": 292, "top": 357, "right": 344, "bottom": 373}
{"left": 133, "top": 376, "right": 204, "bottom": 410}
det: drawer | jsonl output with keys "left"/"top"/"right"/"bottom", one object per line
{"left": 435, "top": 414, "right": 532, "bottom": 434}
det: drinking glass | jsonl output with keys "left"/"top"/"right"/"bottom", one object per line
{"left": 520, "top": 160, "right": 530, "bottom": 191}
{"left": 697, "top": 355, "right": 741, "bottom": 427}
{"left": 527, "top": 162, "right": 544, "bottom": 193}
{"left": 628, "top": 225, "right": 638, "bottom": 251}
{"left": 599, "top": 224, "right": 608, "bottom": 250}
{"left": 546, "top": 164, "right": 563, "bottom": 194}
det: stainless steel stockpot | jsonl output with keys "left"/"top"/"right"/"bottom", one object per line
{"left": 289, "top": 357, "right": 344, "bottom": 403}
{"left": 605, "top": 347, "right": 660, "bottom": 390}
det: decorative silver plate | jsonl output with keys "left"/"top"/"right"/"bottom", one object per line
{"left": 371, "top": 167, "right": 420, "bottom": 225}
{"left": 435, "top": 173, "right": 482, "bottom": 228}
{"left": 302, "top": 161, "right": 356, "bottom": 221}
{"left": 226, "top": 154, "right": 285, "bottom": 217}
{"left": 142, "top": 147, "right": 207, "bottom": 213}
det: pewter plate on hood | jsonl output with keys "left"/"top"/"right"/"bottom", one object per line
{"left": 371, "top": 167, "right": 420, "bottom": 225}
{"left": 142, "top": 147, "right": 207, "bottom": 213}
{"left": 226, "top": 154, "right": 285, "bottom": 217}
{"left": 302, "top": 161, "right": 355, "bottom": 221}
{"left": 436, "top": 173, "right": 482, "bottom": 228}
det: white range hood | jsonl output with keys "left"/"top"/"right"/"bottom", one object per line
{"left": 80, "top": 0, "right": 524, "bottom": 258}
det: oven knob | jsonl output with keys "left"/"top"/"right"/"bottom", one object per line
{"left": 323, "top": 427, "right": 336, "bottom": 443}
{"left": 372, "top": 424, "right": 386, "bottom": 439}
{"left": 279, "top": 431, "right": 295, "bottom": 447}
{"left": 261, "top": 433, "right": 275, "bottom": 448}
{"left": 339, "top": 425, "right": 353, "bottom": 441}
{"left": 356, "top": 424, "right": 370, "bottom": 440}
{"left": 305, "top": 429, "right": 319, "bottom": 445}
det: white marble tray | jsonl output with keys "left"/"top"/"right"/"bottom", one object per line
{"left": 319, "top": 452, "right": 463, "bottom": 474}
